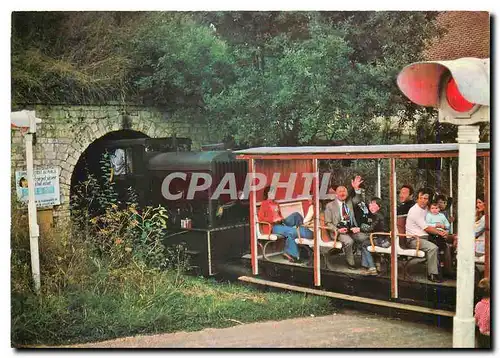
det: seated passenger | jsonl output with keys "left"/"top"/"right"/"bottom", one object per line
{"left": 302, "top": 194, "right": 332, "bottom": 242}
{"left": 303, "top": 189, "right": 335, "bottom": 229}
{"left": 475, "top": 196, "right": 486, "bottom": 257}
{"left": 405, "top": 188, "right": 447, "bottom": 282}
{"left": 257, "top": 186, "right": 312, "bottom": 263}
{"left": 360, "top": 197, "right": 390, "bottom": 248}
{"left": 397, "top": 184, "right": 415, "bottom": 216}
{"left": 475, "top": 278, "right": 491, "bottom": 348}
{"left": 425, "top": 201, "right": 451, "bottom": 232}
{"left": 436, "top": 194, "right": 454, "bottom": 227}
{"left": 425, "top": 201, "right": 453, "bottom": 275}
{"left": 324, "top": 176, "right": 377, "bottom": 275}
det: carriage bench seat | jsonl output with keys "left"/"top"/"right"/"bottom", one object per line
{"left": 368, "top": 217, "right": 425, "bottom": 258}
{"left": 367, "top": 232, "right": 426, "bottom": 258}
{"left": 278, "top": 199, "right": 342, "bottom": 249}
{"left": 367, "top": 231, "right": 426, "bottom": 280}
{"left": 295, "top": 221, "right": 342, "bottom": 250}
{"left": 256, "top": 198, "right": 342, "bottom": 259}
{"left": 295, "top": 236, "right": 342, "bottom": 249}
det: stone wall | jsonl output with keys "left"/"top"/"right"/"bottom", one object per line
{"left": 11, "top": 104, "right": 214, "bottom": 227}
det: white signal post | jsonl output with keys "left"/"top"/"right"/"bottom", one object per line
{"left": 11, "top": 110, "right": 42, "bottom": 294}
{"left": 397, "top": 58, "right": 489, "bottom": 348}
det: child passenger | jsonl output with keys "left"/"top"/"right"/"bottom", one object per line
{"left": 425, "top": 202, "right": 453, "bottom": 274}
{"left": 475, "top": 278, "right": 490, "bottom": 349}
{"left": 425, "top": 202, "right": 451, "bottom": 232}
{"left": 360, "top": 197, "right": 390, "bottom": 272}
{"left": 360, "top": 197, "right": 390, "bottom": 247}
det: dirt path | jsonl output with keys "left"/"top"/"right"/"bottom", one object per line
{"left": 58, "top": 309, "right": 451, "bottom": 348}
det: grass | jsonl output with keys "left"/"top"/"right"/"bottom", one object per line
{"left": 12, "top": 267, "right": 337, "bottom": 347}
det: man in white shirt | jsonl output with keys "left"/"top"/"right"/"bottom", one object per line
{"left": 406, "top": 187, "right": 448, "bottom": 282}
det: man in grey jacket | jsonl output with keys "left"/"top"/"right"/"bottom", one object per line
{"left": 325, "top": 176, "right": 375, "bottom": 273}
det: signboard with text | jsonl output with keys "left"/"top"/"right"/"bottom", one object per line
{"left": 15, "top": 168, "right": 61, "bottom": 207}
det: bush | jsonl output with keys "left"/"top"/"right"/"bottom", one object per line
{"left": 11, "top": 192, "right": 94, "bottom": 296}
{"left": 88, "top": 204, "right": 174, "bottom": 270}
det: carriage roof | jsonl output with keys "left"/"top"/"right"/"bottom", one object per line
{"left": 235, "top": 143, "right": 490, "bottom": 156}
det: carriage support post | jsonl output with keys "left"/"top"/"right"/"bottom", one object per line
{"left": 449, "top": 159, "right": 454, "bottom": 233}
{"left": 453, "top": 125, "right": 480, "bottom": 348}
{"left": 483, "top": 156, "right": 490, "bottom": 279}
{"left": 248, "top": 159, "right": 258, "bottom": 275}
{"left": 376, "top": 159, "right": 381, "bottom": 198}
{"left": 389, "top": 158, "right": 398, "bottom": 299}
{"left": 312, "top": 159, "right": 321, "bottom": 286}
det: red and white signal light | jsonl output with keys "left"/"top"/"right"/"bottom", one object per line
{"left": 397, "top": 57, "right": 489, "bottom": 125}
{"left": 445, "top": 77, "right": 475, "bottom": 112}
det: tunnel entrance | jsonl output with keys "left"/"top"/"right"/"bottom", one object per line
{"left": 70, "top": 130, "right": 149, "bottom": 216}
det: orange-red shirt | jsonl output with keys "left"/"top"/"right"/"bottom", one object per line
{"left": 258, "top": 200, "right": 284, "bottom": 233}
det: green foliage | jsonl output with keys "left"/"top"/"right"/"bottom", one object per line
{"left": 96, "top": 151, "right": 119, "bottom": 208}
{"left": 11, "top": 188, "right": 94, "bottom": 296}
{"left": 129, "top": 12, "right": 235, "bottom": 108}
{"left": 204, "top": 19, "right": 383, "bottom": 146}
{"left": 89, "top": 204, "right": 174, "bottom": 270}
{"left": 201, "top": 11, "right": 444, "bottom": 145}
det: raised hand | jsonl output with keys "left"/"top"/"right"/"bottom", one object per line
{"left": 351, "top": 175, "right": 364, "bottom": 190}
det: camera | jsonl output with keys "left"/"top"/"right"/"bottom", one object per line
{"left": 337, "top": 220, "right": 351, "bottom": 230}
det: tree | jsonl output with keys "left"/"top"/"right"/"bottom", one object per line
{"left": 203, "top": 12, "right": 442, "bottom": 146}
{"left": 129, "top": 12, "right": 235, "bottom": 110}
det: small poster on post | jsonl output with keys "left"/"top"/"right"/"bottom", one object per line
{"left": 15, "top": 167, "right": 61, "bottom": 207}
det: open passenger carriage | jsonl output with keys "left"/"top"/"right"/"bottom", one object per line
{"left": 234, "top": 143, "right": 490, "bottom": 316}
